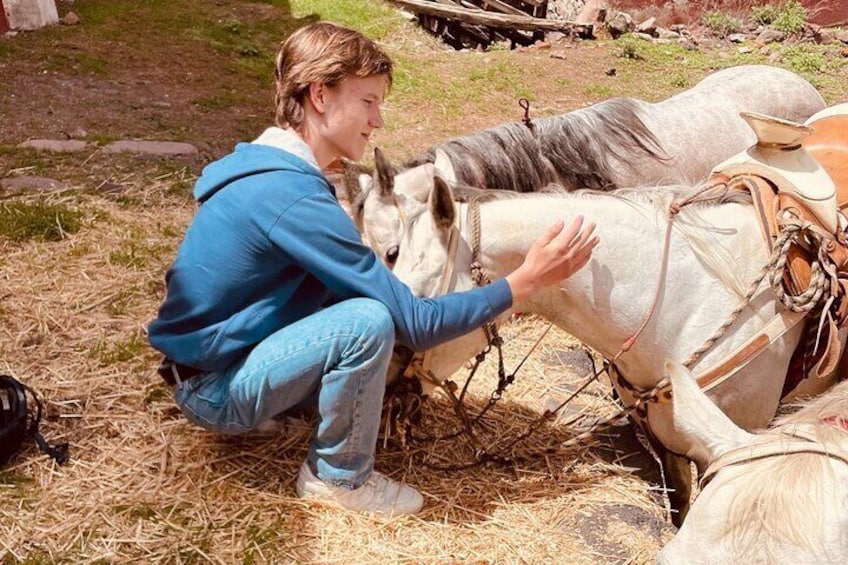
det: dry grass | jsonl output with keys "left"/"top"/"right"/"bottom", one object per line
{"left": 0, "top": 162, "right": 673, "bottom": 562}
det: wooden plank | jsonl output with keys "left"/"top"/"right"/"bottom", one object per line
{"left": 478, "top": 0, "right": 528, "bottom": 17}
{"left": 388, "top": 0, "right": 588, "bottom": 33}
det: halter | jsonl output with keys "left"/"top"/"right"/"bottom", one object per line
{"left": 700, "top": 421, "right": 848, "bottom": 486}
{"left": 404, "top": 200, "right": 497, "bottom": 384}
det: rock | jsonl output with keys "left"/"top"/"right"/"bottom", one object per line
{"left": 5, "top": 0, "right": 59, "bottom": 30}
{"left": 656, "top": 27, "right": 680, "bottom": 40}
{"left": 819, "top": 29, "right": 837, "bottom": 45}
{"left": 635, "top": 16, "right": 656, "bottom": 36}
{"left": 67, "top": 127, "right": 87, "bottom": 139}
{"left": 103, "top": 140, "right": 198, "bottom": 156}
{"left": 842, "top": 47, "right": 848, "bottom": 58}
{"left": 670, "top": 24, "right": 689, "bottom": 35}
{"left": 799, "top": 22, "right": 822, "bottom": 43}
{"left": 19, "top": 139, "right": 88, "bottom": 152}
{"left": 653, "top": 38, "right": 672, "bottom": 45}
{"left": 757, "top": 28, "right": 785, "bottom": 44}
{"left": 606, "top": 11, "right": 633, "bottom": 39}
{"left": 738, "top": 46, "right": 753, "bottom": 54}
{"left": 605, "top": 67, "right": 616, "bottom": 76}
{"left": 61, "top": 11, "right": 80, "bottom": 26}
{"left": 678, "top": 38, "right": 698, "bottom": 51}
{"left": 633, "top": 32, "right": 653, "bottom": 41}
{"left": 728, "top": 33, "right": 747, "bottom": 43}
{"left": 574, "top": 0, "right": 608, "bottom": 26}
{"left": 1, "top": 176, "right": 66, "bottom": 195}
{"left": 837, "top": 31, "right": 848, "bottom": 44}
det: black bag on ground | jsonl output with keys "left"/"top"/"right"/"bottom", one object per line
{"left": 0, "top": 375, "right": 69, "bottom": 466}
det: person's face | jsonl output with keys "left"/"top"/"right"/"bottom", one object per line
{"left": 319, "top": 74, "right": 387, "bottom": 162}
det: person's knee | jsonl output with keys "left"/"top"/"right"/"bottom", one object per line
{"left": 348, "top": 298, "right": 394, "bottom": 345}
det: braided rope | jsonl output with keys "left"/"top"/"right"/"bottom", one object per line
{"left": 683, "top": 218, "right": 833, "bottom": 369}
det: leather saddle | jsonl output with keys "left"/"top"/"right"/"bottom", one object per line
{"left": 708, "top": 104, "right": 848, "bottom": 391}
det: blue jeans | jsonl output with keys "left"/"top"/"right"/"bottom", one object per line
{"left": 173, "top": 298, "right": 394, "bottom": 489}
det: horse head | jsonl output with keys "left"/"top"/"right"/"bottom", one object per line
{"left": 356, "top": 148, "right": 487, "bottom": 384}
{"left": 660, "top": 360, "right": 848, "bottom": 563}
{"left": 355, "top": 147, "right": 459, "bottom": 270}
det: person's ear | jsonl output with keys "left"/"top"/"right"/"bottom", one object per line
{"left": 307, "top": 82, "right": 326, "bottom": 114}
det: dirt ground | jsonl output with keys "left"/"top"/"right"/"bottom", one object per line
{"left": 2, "top": 1, "right": 848, "bottom": 564}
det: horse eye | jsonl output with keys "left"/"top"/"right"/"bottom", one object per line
{"left": 385, "top": 245, "right": 399, "bottom": 265}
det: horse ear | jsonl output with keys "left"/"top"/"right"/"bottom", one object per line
{"left": 373, "top": 147, "right": 395, "bottom": 197}
{"left": 434, "top": 148, "right": 458, "bottom": 184}
{"left": 430, "top": 174, "right": 455, "bottom": 231}
{"left": 666, "top": 361, "right": 753, "bottom": 463}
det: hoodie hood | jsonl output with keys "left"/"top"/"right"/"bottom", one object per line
{"left": 193, "top": 128, "right": 327, "bottom": 202}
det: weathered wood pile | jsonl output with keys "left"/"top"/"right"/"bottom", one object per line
{"left": 389, "top": 0, "right": 591, "bottom": 50}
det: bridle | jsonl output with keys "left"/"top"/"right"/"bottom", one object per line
{"left": 402, "top": 200, "right": 504, "bottom": 387}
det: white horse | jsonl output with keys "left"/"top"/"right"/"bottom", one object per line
{"left": 393, "top": 65, "right": 824, "bottom": 193}
{"left": 355, "top": 164, "right": 839, "bottom": 525}
{"left": 658, "top": 361, "right": 848, "bottom": 564}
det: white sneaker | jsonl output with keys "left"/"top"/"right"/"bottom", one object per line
{"left": 295, "top": 462, "right": 424, "bottom": 516}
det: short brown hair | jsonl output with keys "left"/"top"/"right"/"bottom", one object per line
{"left": 274, "top": 22, "right": 393, "bottom": 130}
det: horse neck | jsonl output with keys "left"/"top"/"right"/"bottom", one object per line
{"left": 428, "top": 123, "right": 551, "bottom": 193}
{"left": 774, "top": 379, "right": 848, "bottom": 448}
{"left": 474, "top": 192, "right": 772, "bottom": 386}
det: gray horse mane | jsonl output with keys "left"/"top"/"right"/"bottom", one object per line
{"left": 403, "top": 98, "right": 667, "bottom": 192}
{"left": 450, "top": 180, "right": 752, "bottom": 209}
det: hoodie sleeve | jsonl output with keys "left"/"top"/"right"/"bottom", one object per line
{"left": 266, "top": 188, "right": 512, "bottom": 352}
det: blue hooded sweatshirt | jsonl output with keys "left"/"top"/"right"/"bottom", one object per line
{"left": 148, "top": 139, "right": 513, "bottom": 372}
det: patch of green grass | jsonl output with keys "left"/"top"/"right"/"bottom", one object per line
{"left": 701, "top": 11, "right": 743, "bottom": 37}
{"left": 43, "top": 52, "right": 108, "bottom": 75}
{"left": 583, "top": 83, "right": 613, "bottom": 97}
{"left": 164, "top": 179, "right": 195, "bottom": 202}
{"left": 85, "top": 133, "right": 119, "bottom": 146}
{"left": 467, "top": 60, "right": 534, "bottom": 100}
{"left": 89, "top": 333, "right": 147, "bottom": 366}
{"left": 0, "top": 40, "right": 17, "bottom": 58}
{"left": 193, "top": 89, "right": 256, "bottom": 112}
{"left": 781, "top": 44, "right": 826, "bottom": 75}
{"left": 109, "top": 240, "right": 168, "bottom": 269}
{"left": 0, "top": 471, "right": 34, "bottom": 486}
{"left": 751, "top": 4, "right": 780, "bottom": 25}
{"left": 106, "top": 289, "right": 137, "bottom": 316}
{"left": 670, "top": 72, "right": 690, "bottom": 88}
{"left": 0, "top": 202, "right": 83, "bottom": 242}
{"left": 244, "top": 523, "right": 291, "bottom": 564}
{"left": 0, "top": 146, "right": 62, "bottom": 176}
{"left": 291, "top": 0, "right": 406, "bottom": 40}
{"left": 143, "top": 385, "right": 172, "bottom": 405}
{"left": 772, "top": 1, "right": 807, "bottom": 34}
{"left": 618, "top": 38, "right": 643, "bottom": 60}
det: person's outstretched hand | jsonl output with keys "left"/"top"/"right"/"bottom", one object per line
{"left": 505, "top": 216, "right": 598, "bottom": 304}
